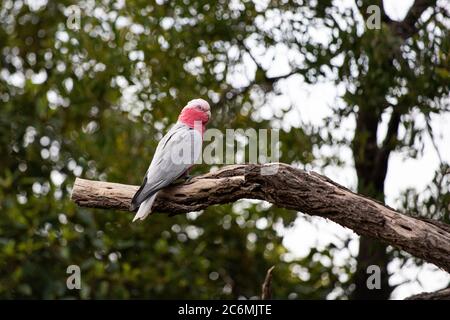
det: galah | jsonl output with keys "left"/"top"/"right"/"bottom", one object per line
{"left": 130, "top": 98, "right": 211, "bottom": 222}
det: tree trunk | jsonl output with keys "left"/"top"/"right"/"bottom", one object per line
{"left": 351, "top": 107, "right": 393, "bottom": 299}
{"left": 349, "top": 0, "right": 439, "bottom": 300}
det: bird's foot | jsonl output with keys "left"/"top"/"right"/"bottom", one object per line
{"left": 173, "top": 174, "right": 193, "bottom": 185}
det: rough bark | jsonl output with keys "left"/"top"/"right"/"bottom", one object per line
{"left": 405, "top": 287, "right": 450, "bottom": 300}
{"left": 71, "top": 163, "right": 450, "bottom": 273}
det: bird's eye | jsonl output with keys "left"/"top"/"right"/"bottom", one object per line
{"left": 196, "top": 105, "right": 202, "bottom": 109}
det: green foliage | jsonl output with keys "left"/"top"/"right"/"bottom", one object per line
{"left": 0, "top": 0, "right": 332, "bottom": 299}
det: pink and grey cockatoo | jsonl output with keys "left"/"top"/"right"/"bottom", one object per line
{"left": 130, "top": 98, "right": 211, "bottom": 222}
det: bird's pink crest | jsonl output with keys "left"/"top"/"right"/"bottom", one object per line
{"left": 178, "top": 98, "right": 211, "bottom": 135}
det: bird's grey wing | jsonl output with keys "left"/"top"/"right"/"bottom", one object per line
{"left": 131, "top": 124, "right": 202, "bottom": 210}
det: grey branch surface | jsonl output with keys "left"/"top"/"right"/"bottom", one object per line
{"left": 71, "top": 163, "right": 450, "bottom": 274}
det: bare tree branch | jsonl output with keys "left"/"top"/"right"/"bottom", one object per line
{"left": 71, "top": 163, "right": 450, "bottom": 273}
{"left": 356, "top": 0, "right": 437, "bottom": 39}
{"left": 265, "top": 69, "right": 305, "bottom": 84}
{"left": 261, "top": 266, "right": 275, "bottom": 300}
{"left": 238, "top": 39, "right": 303, "bottom": 85}
{"left": 381, "top": 107, "right": 402, "bottom": 154}
{"left": 374, "top": 106, "right": 402, "bottom": 180}
{"left": 391, "top": 0, "right": 437, "bottom": 39}
{"left": 405, "top": 287, "right": 450, "bottom": 300}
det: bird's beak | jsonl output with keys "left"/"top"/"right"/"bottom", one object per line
{"left": 207, "top": 110, "right": 211, "bottom": 120}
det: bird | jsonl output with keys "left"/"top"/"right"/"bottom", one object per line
{"left": 130, "top": 98, "right": 211, "bottom": 222}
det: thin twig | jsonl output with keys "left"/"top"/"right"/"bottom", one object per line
{"left": 261, "top": 266, "right": 275, "bottom": 300}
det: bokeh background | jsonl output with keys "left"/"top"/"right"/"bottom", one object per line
{"left": 0, "top": 0, "right": 449, "bottom": 299}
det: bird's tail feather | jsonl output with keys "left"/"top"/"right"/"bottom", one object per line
{"left": 132, "top": 192, "right": 157, "bottom": 222}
